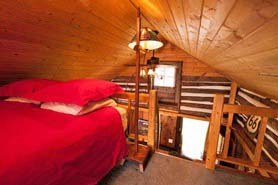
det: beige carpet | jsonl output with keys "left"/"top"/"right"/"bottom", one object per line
{"left": 98, "top": 153, "right": 274, "bottom": 185}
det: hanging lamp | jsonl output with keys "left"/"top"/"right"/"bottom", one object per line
{"left": 128, "top": 27, "right": 163, "bottom": 50}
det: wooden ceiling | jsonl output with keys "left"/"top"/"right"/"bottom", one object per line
{"left": 133, "top": 0, "right": 278, "bottom": 99}
{"left": 0, "top": 0, "right": 138, "bottom": 81}
{"left": 0, "top": 0, "right": 277, "bottom": 99}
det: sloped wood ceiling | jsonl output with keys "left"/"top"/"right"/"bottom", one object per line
{"left": 0, "top": 0, "right": 138, "bottom": 82}
{"left": 133, "top": 0, "right": 278, "bottom": 99}
{"left": 0, "top": 0, "right": 277, "bottom": 99}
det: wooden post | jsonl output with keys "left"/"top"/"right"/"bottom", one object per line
{"left": 148, "top": 90, "right": 157, "bottom": 150}
{"left": 253, "top": 116, "right": 268, "bottom": 166}
{"left": 134, "top": 7, "right": 141, "bottom": 152}
{"left": 127, "top": 99, "right": 132, "bottom": 135}
{"left": 206, "top": 94, "right": 224, "bottom": 170}
{"left": 222, "top": 82, "right": 237, "bottom": 158}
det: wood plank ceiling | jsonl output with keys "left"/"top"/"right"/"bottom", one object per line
{"left": 134, "top": 0, "right": 278, "bottom": 99}
{"left": 0, "top": 0, "right": 277, "bottom": 99}
{"left": 0, "top": 0, "right": 138, "bottom": 81}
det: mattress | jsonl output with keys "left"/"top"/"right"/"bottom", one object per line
{"left": 0, "top": 100, "right": 127, "bottom": 185}
{"left": 114, "top": 106, "right": 127, "bottom": 130}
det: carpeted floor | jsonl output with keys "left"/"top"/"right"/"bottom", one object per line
{"left": 98, "top": 153, "right": 274, "bottom": 185}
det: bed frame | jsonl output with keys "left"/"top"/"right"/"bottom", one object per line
{"left": 112, "top": 90, "right": 158, "bottom": 172}
{"left": 112, "top": 90, "right": 158, "bottom": 150}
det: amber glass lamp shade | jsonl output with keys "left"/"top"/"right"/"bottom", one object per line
{"left": 128, "top": 27, "right": 163, "bottom": 50}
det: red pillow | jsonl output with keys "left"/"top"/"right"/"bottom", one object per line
{"left": 26, "top": 79, "right": 123, "bottom": 106}
{"left": 0, "top": 79, "right": 60, "bottom": 97}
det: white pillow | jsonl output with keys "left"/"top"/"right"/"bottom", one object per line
{"left": 40, "top": 98, "right": 117, "bottom": 115}
{"left": 41, "top": 102, "right": 82, "bottom": 115}
{"left": 5, "top": 97, "right": 41, "bottom": 105}
{"left": 78, "top": 98, "right": 117, "bottom": 115}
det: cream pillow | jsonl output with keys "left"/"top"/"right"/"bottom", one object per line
{"left": 78, "top": 98, "right": 117, "bottom": 115}
{"left": 40, "top": 98, "right": 117, "bottom": 115}
{"left": 5, "top": 97, "right": 41, "bottom": 105}
{"left": 41, "top": 102, "right": 82, "bottom": 115}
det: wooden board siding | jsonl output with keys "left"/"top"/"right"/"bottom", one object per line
{"left": 112, "top": 76, "right": 148, "bottom": 93}
{"left": 113, "top": 75, "right": 231, "bottom": 119}
{"left": 113, "top": 42, "right": 230, "bottom": 118}
{"left": 180, "top": 76, "right": 231, "bottom": 117}
{"left": 234, "top": 88, "right": 278, "bottom": 168}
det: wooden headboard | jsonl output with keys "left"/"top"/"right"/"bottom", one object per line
{"left": 112, "top": 90, "right": 158, "bottom": 150}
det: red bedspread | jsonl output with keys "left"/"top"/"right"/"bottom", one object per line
{"left": 0, "top": 101, "right": 127, "bottom": 185}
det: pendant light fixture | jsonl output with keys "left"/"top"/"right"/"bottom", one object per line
{"left": 128, "top": 27, "right": 163, "bottom": 50}
{"left": 147, "top": 50, "right": 159, "bottom": 65}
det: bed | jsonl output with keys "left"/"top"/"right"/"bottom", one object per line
{"left": 0, "top": 78, "right": 159, "bottom": 183}
{"left": 0, "top": 79, "right": 128, "bottom": 185}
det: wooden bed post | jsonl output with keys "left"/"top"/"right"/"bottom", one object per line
{"left": 148, "top": 90, "right": 157, "bottom": 150}
{"left": 206, "top": 94, "right": 224, "bottom": 170}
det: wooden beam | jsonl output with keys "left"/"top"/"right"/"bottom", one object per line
{"left": 159, "top": 108, "right": 209, "bottom": 121}
{"left": 116, "top": 104, "right": 149, "bottom": 113}
{"left": 222, "top": 81, "right": 237, "bottom": 157}
{"left": 217, "top": 156, "right": 278, "bottom": 175}
{"left": 253, "top": 117, "right": 268, "bottom": 166}
{"left": 233, "top": 128, "right": 270, "bottom": 178}
{"left": 113, "top": 90, "right": 158, "bottom": 153}
{"left": 233, "top": 131, "right": 254, "bottom": 160}
{"left": 117, "top": 104, "right": 210, "bottom": 121}
{"left": 223, "top": 104, "right": 278, "bottom": 118}
{"left": 205, "top": 94, "right": 224, "bottom": 170}
{"left": 112, "top": 92, "right": 149, "bottom": 102}
{"left": 127, "top": 99, "right": 132, "bottom": 136}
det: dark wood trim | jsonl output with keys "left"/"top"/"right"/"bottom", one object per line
{"left": 181, "top": 88, "right": 230, "bottom": 94}
{"left": 180, "top": 96, "right": 229, "bottom": 102}
{"left": 180, "top": 102, "right": 212, "bottom": 109}
{"left": 182, "top": 76, "right": 231, "bottom": 82}
{"left": 182, "top": 82, "right": 232, "bottom": 86}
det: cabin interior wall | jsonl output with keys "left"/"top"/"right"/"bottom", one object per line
{"left": 119, "top": 41, "right": 223, "bottom": 77}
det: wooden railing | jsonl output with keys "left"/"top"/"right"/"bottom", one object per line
{"left": 205, "top": 94, "right": 278, "bottom": 177}
{"left": 112, "top": 90, "right": 158, "bottom": 150}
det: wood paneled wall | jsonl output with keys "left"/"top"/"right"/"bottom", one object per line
{"left": 115, "top": 41, "right": 232, "bottom": 118}
{"left": 119, "top": 41, "right": 222, "bottom": 77}
{"left": 180, "top": 76, "right": 231, "bottom": 117}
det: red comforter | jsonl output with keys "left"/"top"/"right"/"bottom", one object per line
{"left": 0, "top": 101, "right": 127, "bottom": 185}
